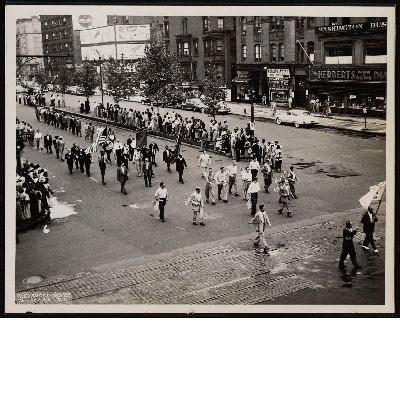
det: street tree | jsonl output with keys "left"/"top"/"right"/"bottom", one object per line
{"left": 104, "top": 58, "right": 134, "bottom": 104}
{"left": 133, "top": 31, "right": 183, "bottom": 107}
{"left": 202, "top": 62, "right": 227, "bottom": 119}
{"left": 54, "top": 65, "right": 73, "bottom": 95}
{"left": 35, "top": 70, "right": 51, "bottom": 92}
{"left": 74, "top": 61, "right": 100, "bottom": 102}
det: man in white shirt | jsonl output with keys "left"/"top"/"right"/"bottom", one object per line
{"left": 248, "top": 177, "right": 261, "bottom": 215}
{"left": 249, "top": 204, "right": 272, "bottom": 253}
{"left": 214, "top": 166, "right": 228, "bottom": 202}
{"left": 34, "top": 130, "right": 43, "bottom": 151}
{"left": 155, "top": 182, "right": 169, "bottom": 222}
{"left": 205, "top": 168, "right": 216, "bottom": 205}
{"left": 190, "top": 187, "right": 205, "bottom": 226}
{"left": 198, "top": 149, "right": 211, "bottom": 178}
{"left": 249, "top": 156, "right": 260, "bottom": 180}
{"left": 240, "top": 166, "right": 253, "bottom": 200}
{"left": 227, "top": 161, "right": 239, "bottom": 197}
{"left": 133, "top": 148, "right": 142, "bottom": 176}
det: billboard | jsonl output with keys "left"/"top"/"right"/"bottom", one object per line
{"left": 82, "top": 44, "right": 117, "bottom": 61}
{"left": 72, "top": 14, "right": 107, "bottom": 30}
{"left": 115, "top": 25, "right": 150, "bottom": 41}
{"left": 116, "top": 43, "right": 146, "bottom": 59}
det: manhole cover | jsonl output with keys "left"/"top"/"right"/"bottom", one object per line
{"left": 203, "top": 212, "right": 223, "bottom": 220}
{"left": 23, "top": 276, "right": 45, "bottom": 284}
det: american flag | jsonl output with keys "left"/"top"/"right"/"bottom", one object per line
{"left": 170, "top": 129, "right": 183, "bottom": 164}
{"left": 84, "top": 135, "right": 99, "bottom": 154}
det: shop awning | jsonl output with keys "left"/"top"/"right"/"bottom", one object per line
{"left": 232, "top": 78, "right": 251, "bottom": 84}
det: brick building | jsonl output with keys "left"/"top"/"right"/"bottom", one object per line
{"left": 40, "top": 15, "right": 81, "bottom": 77}
{"left": 233, "top": 16, "right": 387, "bottom": 115}
{"left": 162, "top": 16, "right": 236, "bottom": 96}
{"left": 16, "top": 16, "right": 44, "bottom": 79}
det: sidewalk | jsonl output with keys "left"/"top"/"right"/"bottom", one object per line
{"left": 15, "top": 205, "right": 386, "bottom": 308}
{"left": 227, "top": 102, "right": 386, "bottom": 135}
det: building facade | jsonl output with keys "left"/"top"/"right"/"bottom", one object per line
{"left": 16, "top": 17, "right": 44, "bottom": 79}
{"left": 40, "top": 15, "right": 81, "bottom": 76}
{"left": 232, "top": 16, "right": 387, "bottom": 115}
{"left": 162, "top": 16, "right": 236, "bottom": 95}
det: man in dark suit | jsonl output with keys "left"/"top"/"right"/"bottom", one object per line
{"left": 143, "top": 158, "right": 153, "bottom": 187}
{"left": 175, "top": 154, "right": 187, "bottom": 184}
{"left": 163, "top": 145, "right": 172, "bottom": 172}
{"left": 361, "top": 206, "right": 379, "bottom": 253}
{"left": 65, "top": 149, "right": 74, "bottom": 174}
{"left": 117, "top": 162, "right": 128, "bottom": 194}
{"left": 98, "top": 150, "right": 107, "bottom": 185}
{"left": 43, "top": 133, "right": 53, "bottom": 154}
{"left": 84, "top": 151, "right": 92, "bottom": 177}
{"left": 339, "top": 221, "right": 361, "bottom": 269}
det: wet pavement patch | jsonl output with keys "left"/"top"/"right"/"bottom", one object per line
{"left": 315, "top": 164, "right": 360, "bottom": 178}
{"left": 23, "top": 275, "right": 45, "bottom": 284}
{"left": 292, "top": 161, "right": 322, "bottom": 169}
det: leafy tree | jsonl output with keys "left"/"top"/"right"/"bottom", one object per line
{"left": 74, "top": 61, "right": 100, "bottom": 101}
{"left": 133, "top": 31, "right": 183, "bottom": 107}
{"left": 202, "top": 62, "right": 227, "bottom": 119}
{"left": 104, "top": 58, "right": 134, "bottom": 104}
{"left": 54, "top": 65, "right": 73, "bottom": 95}
{"left": 35, "top": 70, "right": 51, "bottom": 92}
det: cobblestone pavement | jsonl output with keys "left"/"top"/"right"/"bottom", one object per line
{"left": 16, "top": 214, "right": 385, "bottom": 306}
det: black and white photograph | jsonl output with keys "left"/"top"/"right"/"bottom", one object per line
{"left": 5, "top": 5, "right": 395, "bottom": 313}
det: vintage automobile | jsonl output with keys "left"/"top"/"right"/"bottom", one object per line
{"left": 181, "top": 98, "right": 207, "bottom": 113}
{"left": 275, "top": 110, "right": 320, "bottom": 128}
{"left": 212, "top": 101, "right": 231, "bottom": 115}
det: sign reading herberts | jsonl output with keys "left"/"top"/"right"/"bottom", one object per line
{"left": 307, "top": 68, "right": 387, "bottom": 82}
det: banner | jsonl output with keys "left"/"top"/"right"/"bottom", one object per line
{"left": 359, "top": 181, "right": 386, "bottom": 209}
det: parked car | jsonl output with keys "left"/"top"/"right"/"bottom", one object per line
{"left": 210, "top": 101, "right": 231, "bottom": 115}
{"left": 275, "top": 110, "right": 320, "bottom": 128}
{"left": 181, "top": 98, "right": 207, "bottom": 113}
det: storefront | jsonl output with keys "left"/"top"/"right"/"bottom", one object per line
{"left": 266, "top": 67, "right": 291, "bottom": 105}
{"left": 232, "top": 67, "right": 267, "bottom": 102}
{"left": 306, "top": 67, "right": 386, "bottom": 117}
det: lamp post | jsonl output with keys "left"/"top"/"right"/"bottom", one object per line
{"left": 99, "top": 56, "right": 104, "bottom": 105}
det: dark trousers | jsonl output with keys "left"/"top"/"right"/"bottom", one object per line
{"left": 166, "top": 160, "right": 171, "bottom": 171}
{"left": 159, "top": 199, "right": 166, "bottom": 220}
{"left": 250, "top": 192, "right": 258, "bottom": 215}
{"left": 85, "top": 162, "right": 91, "bottom": 176}
{"left": 56, "top": 149, "right": 60, "bottom": 159}
{"left": 217, "top": 184, "right": 222, "bottom": 199}
{"left": 264, "top": 175, "right": 272, "bottom": 192}
{"left": 251, "top": 169, "right": 258, "bottom": 180}
{"left": 236, "top": 148, "right": 241, "bottom": 162}
{"left": 79, "top": 160, "right": 85, "bottom": 172}
{"left": 178, "top": 170, "right": 184, "bottom": 182}
{"left": 144, "top": 173, "right": 152, "bottom": 186}
{"left": 120, "top": 181, "right": 126, "bottom": 193}
{"left": 67, "top": 163, "right": 73, "bottom": 174}
{"left": 99, "top": 166, "right": 106, "bottom": 182}
{"left": 339, "top": 243, "right": 359, "bottom": 267}
{"left": 363, "top": 232, "right": 376, "bottom": 250}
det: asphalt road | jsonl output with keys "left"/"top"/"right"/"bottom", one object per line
{"left": 15, "top": 99, "right": 386, "bottom": 290}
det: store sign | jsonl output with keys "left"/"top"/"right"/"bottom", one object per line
{"left": 307, "top": 68, "right": 387, "bottom": 81}
{"left": 236, "top": 70, "right": 249, "bottom": 78}
{"left": 315, "top": 21, "right": 387, "bottom": 34}
{"left": 267, "top": 68, "right": 290, "bottom": 79}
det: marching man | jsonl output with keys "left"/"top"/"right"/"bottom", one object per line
{"left": 198, "top": 149, "right": 211, "bottom": 178}
{"left": 287, "top": 165, "right": 299, "bottom": 198}
{"left": 249, "top": 204, "right": 272, "bottom": 254}
{"left": 190, "top": 187, "right": 206, "bottom": 226}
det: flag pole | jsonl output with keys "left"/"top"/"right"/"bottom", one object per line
{"left": 375, "top": 186, "right": 386, "bottom": 216}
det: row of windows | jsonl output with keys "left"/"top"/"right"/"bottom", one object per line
{"left": 241, "top": 43, "right": 284, "bottom": 62}
{"left": 44, "top": 30, "right": 72, "bottom": 41}
{"left": 175, "top": 38, "right": 237, "bottom": 57}
{"left": 43, "top": 16, "right": 70, "bottom": 28}
{"left": 44, "top": 42, "right": 72, "bottom": 53}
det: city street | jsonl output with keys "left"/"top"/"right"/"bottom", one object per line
{"left": 15, "top": 99, "right": 386, "bottom": 305}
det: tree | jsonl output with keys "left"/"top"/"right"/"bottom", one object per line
{"left": 104, "top": 58, "right": 134, "bottom": 104}
{"left": 202, "top": 62, "right": 227, "bottom": 119}
{"left": 35, "top": 70, "right": 51, "bottom": 92}
{"left": 74, "top": 61, "right": 100, "bottom": 101}
{"left": 54, "top": 65, "right": 73, "bottom": 95}
{"left": 133, "top": 30, "right": 183, "bottom": 107}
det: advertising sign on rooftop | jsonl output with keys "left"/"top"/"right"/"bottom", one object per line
{"left": 115, "top": 25, "right": 150, "bottom": 41}
{"left": 72, "top": 14, "right": 107, "bottom": 30}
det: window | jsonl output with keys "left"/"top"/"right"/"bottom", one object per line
{"left": 279, "top": 43, "right": 285, "bottom": 62}
{"left": 365, "top": 39, "right": 387, "bottom": 63}
{"left": 192, "top": 62, "right": 197, "bottom": 80}
{"left": 204, "top": 40, "right": 209, "bottom": 56}
{"left": 45, "top": 33, "right": 49, "bottom": 40}
{"left": 44, "top": 21, "right": 48, "bottom": 27}
{"left": 296, "top": 42, "right": 304, "bottom": 62}
{"left": 203, "top": 17, "right": 210, "bottom": 32}
{"left": 165, "top": 43, "right": 170, "bottom": 54}
{"left": 45, "top": 45, "right": 49, "bottom": 54}
{"left": 296, "top": 17, "right": 304, "bottom": 30}
{"left": 164, "top": 21, "right": 169, "bottom": 37}
{"left": 64, "top": 29, "right": 68, "bottom": 38}
{"left": 182, "top": 19, "right": 187, "bottom": 34}
{"left": 329, "top": 17, "right": 338, "bottom": 26}
{"left": 114, "top": 17, "right": 117, "bottom": 24}
{"left": 218, "top": 17, "right": 224, "bottom": 30}
{"left": 230, "top": 38, "right": 236, "bottom": 55}
{"left": 270, "top": 43, "right": 277, "bottom": 62}
{"left": 59, "top": 31, "right": 62, "bottom": 39}
{"left": 183, "top": 41, "right": 189, "bottom": 56}
{"left": 270, "top": 16, "right": 284, "bottom": 31}
{"left": 306, "top": 17, "right": 315, "bottom": 28}
{"left": 254, "top": 16, "right": 261, "bottom": 33}
{"left": 65, "top": 42, "right": 69, "bottom": 50}
{"left": 342, "top": 17, "right": 350, "bottom": 25}
{"left": 241, "top": 17, "right": 246, "bottom": 33}
{"left": 215, "top": 38, "right": 223, "bottom": 54}
{"left": 307, "top": 41, "right": 315, "bottom": 62}
{"left": 177, "top": 42, "right": 182, "bottom": 56}
{"left": 254, "top": 44, "right": 261, "bottom": 61}
{"left": 52, "top": 32, "right": 56, "bottom": 39}
{"left": 241, "top": 45, "right": 247, "bottom": 61}
{"left": 60, "top": 43, "right": 63, "bottom": 50}
{"left": 53, "top": 44, "right": 57, "bottom": 52}
{"left": 325, "top": 40, "right": 353, "bottom": 64}
{"left": 125, "top": 16, "right": 129, "bottom": 24}
{"left": 193, "top": 39, "right": 199, "bottom": 56}
{"left": 63, "top": 17, "right": 66, "bottom": 25}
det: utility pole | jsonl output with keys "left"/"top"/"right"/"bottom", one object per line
{"left": 99, "top": 56, "right": 104, "bottom": 105}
